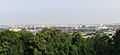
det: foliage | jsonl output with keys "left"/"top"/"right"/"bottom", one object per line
{"left": 0, "top": 28, "right": 119, "bottom": 55}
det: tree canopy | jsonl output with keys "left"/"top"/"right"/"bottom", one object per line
{"left": 0, "top": 28, "right": 119, "bottom": 55}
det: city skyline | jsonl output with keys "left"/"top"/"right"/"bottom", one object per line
{"left": 0, "top": 0, "right": 120, "bottom": 25}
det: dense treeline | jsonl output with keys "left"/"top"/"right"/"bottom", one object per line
{"left": 0, "top": 28, "right": 120, "bottom": 55}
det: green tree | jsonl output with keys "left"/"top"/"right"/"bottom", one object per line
{"left": 113, "top": 29, "right": 120, "bottom": 55}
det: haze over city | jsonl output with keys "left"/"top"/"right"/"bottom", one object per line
{"left": 0, "top": 0, "right": 120, "bottom": 25}
{"left": 1, "top": 0, "right": 120, "bottom": 55}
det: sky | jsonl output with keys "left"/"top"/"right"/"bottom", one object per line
{"left": 0, "top": 0, "right": 120, "bottom": 25}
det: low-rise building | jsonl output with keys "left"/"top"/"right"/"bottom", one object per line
{"left": 9, "top": 28, "right": 22, "bottom": 32}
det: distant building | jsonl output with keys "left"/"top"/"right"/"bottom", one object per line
{"left": 98, "top": 26, "right": 108, "bottom": 29}
{"left": 98, "top": 22, "right": 108, "bottom": 30}
{"left": 9, "top": 28, "right": 22, "bottom": 32}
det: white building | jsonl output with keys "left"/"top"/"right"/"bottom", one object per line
{"left": 9, "top": 28, "right": 22, "bottom": 32}
{"left": 98, "top": 26, "right": 108, "bottom": 29}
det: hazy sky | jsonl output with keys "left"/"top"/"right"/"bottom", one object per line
{"left": 0, "top": 0, "right": 120, "bottom": 24}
